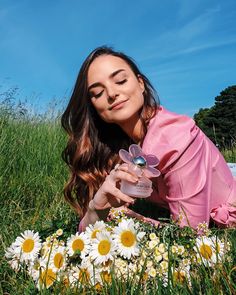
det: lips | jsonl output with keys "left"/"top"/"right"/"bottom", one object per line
{"left": 108, "top": 99, "right": 128, "bottom": 110}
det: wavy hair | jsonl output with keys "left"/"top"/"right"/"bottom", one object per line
{"left": 61, "top": 46, "right": 159, "bottom": 216}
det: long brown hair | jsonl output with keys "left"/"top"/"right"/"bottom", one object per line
{"left": 61, "top": 46, "right": 159, "bottom": 216}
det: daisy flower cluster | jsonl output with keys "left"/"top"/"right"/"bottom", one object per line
{"left": 4, "top": 212, "right": 232, "bottom": 292}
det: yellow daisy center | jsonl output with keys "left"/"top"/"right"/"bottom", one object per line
{"left": 95, "top": 282, "right": 102, "bottom": 291}
{"left": 79, "top": 268, "right": 90, "bottom": 283}
{"left": 54, "top": 253, "right": 64, "bottom": 269}
{"left": 63, "top": 277, "right": 69, "bottom": 287}
{"left": 121, "top": 230, "right": 136, "bottom": 247}
{"left": 22, "top": 238, "right": 35, "bottom": 253}
{"left": 173, "top": 271, "right": 185, "bottom": 284}
{"left": 98, "top": 240, "right": 111, "bottom": 255}
{"left": 40, "top": 268, "right": 56, "bottom": 288}
{"left": 101, "top": 271, "right": 112, "bottom": 283}
{"left": 200, "top": 244, "right": 212, "bottom": 259}
{"left": 72, "top": 238, "right": 84, "bottom": 252}
{"left": 91, "top": 229, "right": 100, "bottom": 239}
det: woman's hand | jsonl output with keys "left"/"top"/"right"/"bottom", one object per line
{"left": 90, "top": 164, "right": 138, "bottom": 211}
{"left": 108, "top": 205, "right": 160, "bottom": 227}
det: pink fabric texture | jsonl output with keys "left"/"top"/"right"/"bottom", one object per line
{"left": 142, "top": 106, "right": 236, "bottom": 228}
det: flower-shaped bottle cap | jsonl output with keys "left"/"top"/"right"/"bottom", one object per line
{"left": 119, "top": 144, "right": 160, "bottom": 178}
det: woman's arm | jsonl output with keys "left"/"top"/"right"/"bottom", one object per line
{"left": 78, "top": 164, "right": 138, "bottom": 232}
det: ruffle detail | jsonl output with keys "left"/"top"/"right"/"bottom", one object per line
{"left": 210, "top": 204, "right": 236, "bottom": 227}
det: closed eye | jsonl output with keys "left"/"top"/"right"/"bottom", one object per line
{"left": 116, "top": 79, "right": 127, "bottom": 85}
{"left": 91, "top": 90, "right": 104, "bottom": 99}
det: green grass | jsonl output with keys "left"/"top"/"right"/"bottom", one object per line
{"left": 222, "top": 147, "right": 236, "bottom": 163}
{"left": 0, "top": 106, "right": 78, "bottom": 294}
{"left": 0, "top": 100, "right": 236, "bottom": 294}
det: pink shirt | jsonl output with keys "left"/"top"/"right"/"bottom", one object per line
{"left": 142, "top": 106, "right": 236, "bottom": 228}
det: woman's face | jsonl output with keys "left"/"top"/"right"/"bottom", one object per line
{"left": 87, "top": 55, "right": 145, "bottom": 126}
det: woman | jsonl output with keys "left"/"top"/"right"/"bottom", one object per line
{"left": 61, "top": 46, "right": 236, "bottom": 230}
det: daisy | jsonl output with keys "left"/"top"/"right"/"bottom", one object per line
{"left": 194, "top": 236, "right": 220, "bottom": 266}
{"left": 177, "top": 245, "right": 185, "bottom": 256}
{"left": 171, "top": 245, "right": 178, "bottom": 255}
{"left": 148, "top": 239, "right": 159, "bottom": 249}
{"left": 5, "top": 243, "right": 21, "bottom": 271}
{"left": 162, "top": 251, "right": 169, "bottom": 261}
{"left": 41, "top": 238, "right": 59, "bottom": 259}
{"left": 100, "top": 271, "right": 112, "bottom": 284}
{"left": 173, "top": 269, "right": 188, "bottom": 285}
{"left": 31, "top": 257, "right": 58, "bottom": 289}
{"left": 158, "top": 243, "right": 166, "bottom": 254}
{"left": 28, "top": 259, "right": 41, "bottom": 281}
{"left": 160, "top": 261, "right": 168, "bottom": 273}
{"left": 149, "top": 232, "right": 158, "bottom": 240}
{"left": 85, "top": 220, "right": 106, "bottom": 239}
{"left": 113, "top": 218, "right": 145, "bottom": 259}
{"left": 154, "top": 248, "right": 163, "bottom": 262}
{"left": 12, "top": 230, "right": 41, "bottom": 263}
{"left": 173, "top": 264, "right": 191, "bottom": 286}
{"left": 70, "top": 259, "right": 100, "bottom": 286}
{"left": 89, "top": 231, "right": 116, "bottom": 265}
{"left": 38, "top": 267, "right": 57, "bottom": 289}
{"left": 213, "top": 236, "right": 227, "bottom": 257}
{"left": 149, "top": 267, "right": 157, "bottom": 278}
{"left": 48, "top": 245, "right": 67, "bottom": 272}
{"left": 70, "top": 265, "right": 91, "bottom": 286}
{"left": 66, "top": 232, "right": 90, "bottom": 258}
{"left": 56, "top": 229, "right": 63, "bottom": 237}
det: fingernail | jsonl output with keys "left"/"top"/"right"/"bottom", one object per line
{"left": 131, "top": 177, "right": 138, "bottom": 182}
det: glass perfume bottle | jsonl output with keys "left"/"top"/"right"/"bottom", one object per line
{"left": 119, "top": 144, "right": 160, "bottom": 198}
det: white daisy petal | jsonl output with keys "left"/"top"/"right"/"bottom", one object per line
{"left": 85, "top": 220, "right": 106, "bottom": 239}
{"left": 113, "top": 218, "right": 145, "bottom": 259}
{"left": 48, "top": 245, "right": 67, "bottom": 272}
{"left": 9, "top": 230, "right": 41, "bottom": 263}
{"left": 89, "top": 231, "right": 115, "bottom": 265}
{"left": 66, "top": 232, "right": 90, "bottom": 258}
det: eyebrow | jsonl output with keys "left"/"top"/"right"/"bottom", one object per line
{"left": 88, "top": 69, "right": 125, "bottom": 91}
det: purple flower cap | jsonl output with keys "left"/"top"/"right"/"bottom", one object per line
{"left": 119, "top": 144, "right": 160, "bottom": 178}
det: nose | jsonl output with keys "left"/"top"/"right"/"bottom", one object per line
{"left": 107, "top": 85, "right": 119, "bottom": 101}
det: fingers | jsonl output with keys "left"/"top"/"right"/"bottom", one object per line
{"left": 102, "top": 181, "right": 135, "bottom": 204}
{"left": 143, "top": 217, "right": 160, "bottom": 226}
{"left": 115, "top": 163, "right": 128, "bottom": 171}
{"left": 108, "top": 168, "right": 138, "bottom": 184}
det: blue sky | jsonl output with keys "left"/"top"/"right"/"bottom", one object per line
{"left": 0, "top": 0, "right": 236, "bottom": 116}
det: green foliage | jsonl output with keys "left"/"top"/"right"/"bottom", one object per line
{"left": 0, "top": 92, "right": 79, "bottom": 293}
{"left": 194, "top": 85, "right": 236, "bottom": 149}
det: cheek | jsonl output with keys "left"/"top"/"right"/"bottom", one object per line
{"left": 91, "top": 98, "right": 105, "bottom": 111}
{"left": 133, "top": 88, "right": 145, "bottom": 105}
{"left": 128, "top": 80, "right": 145, "bottom": 101}
{"left": 91, "top": 99, "right": 112, "bottom": 121}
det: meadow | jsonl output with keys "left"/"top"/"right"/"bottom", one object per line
{"left": 0, "top": 98, "right": 236, "bottom": 294}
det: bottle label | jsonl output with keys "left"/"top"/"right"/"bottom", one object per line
{"left": 120, "top": 179, "right": 153, "bottom": 198}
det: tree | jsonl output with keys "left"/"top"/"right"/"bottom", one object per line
{"left": 194, "top": 85, "right": 236, "bottom": 149}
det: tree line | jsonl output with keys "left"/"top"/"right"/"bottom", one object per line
{"left": 194, "top": 85, "right": 236, "bottom": 149}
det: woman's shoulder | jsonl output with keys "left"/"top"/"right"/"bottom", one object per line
{"left": 142, "top": 106, "right": 200, "bottom": 170}
{"left": 147, "top": 106, "right": 196, "bottom": 138}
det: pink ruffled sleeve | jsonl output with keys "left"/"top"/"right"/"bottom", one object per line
{"left": 210, "top": 204, "right": 236, "bottom": 227}
{"left": 210, "top": 178, "right": 236, "bottom": 227}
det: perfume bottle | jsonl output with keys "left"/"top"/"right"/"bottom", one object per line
{"left": 119, "top": 144, "right": 160, "bottom": 198}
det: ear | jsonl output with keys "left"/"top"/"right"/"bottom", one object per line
{"left": 137, "top": 75, "right": 145, "bottom": 93}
